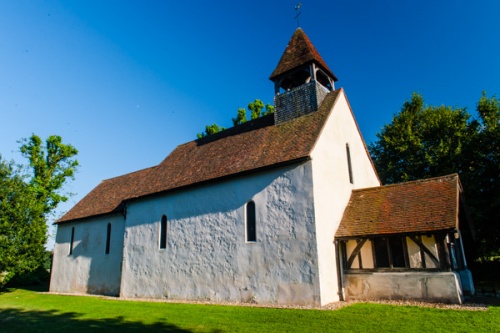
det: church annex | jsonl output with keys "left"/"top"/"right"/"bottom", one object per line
{"left": 50, "top": 29, "right": 475, "bottom": 305}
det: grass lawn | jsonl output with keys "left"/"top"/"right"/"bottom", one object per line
{"left": 0, "top": 288, "right": 499, "bottom": 333}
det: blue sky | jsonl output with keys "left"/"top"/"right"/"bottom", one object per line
{"left": 1, "top": 1, "right": 499, "bottom": 248}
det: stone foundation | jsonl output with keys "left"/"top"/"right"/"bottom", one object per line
{"left": 343, "top": 271, "right": 464, "bottom": 304}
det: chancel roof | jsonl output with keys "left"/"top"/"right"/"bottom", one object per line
{"left": 57, "top": 89, "right": 343, "bottom": 223}
{"left": 335, "top": 174, "right": 462, "bottom": 239}
{"left": 269, "top": 28, "right": 337, "bottom": 81}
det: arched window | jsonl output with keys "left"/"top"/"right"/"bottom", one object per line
{"left": 159, "top": 215, "right": 168, "bottom": 249}
{"left": 105, "top": 223, "right": 111, "bottom": 254}
{"left": 246, "top": 201, "right": 256, "bottom": 242}
{"left": 346, "top": 143, "right": 354, "bottom": 184}
{"left": 69, "top": 227, "right": 75, "bottom": 255}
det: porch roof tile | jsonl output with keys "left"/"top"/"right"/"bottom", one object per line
{"left": 335, "top": 174, "right": 461, "bottom": 238}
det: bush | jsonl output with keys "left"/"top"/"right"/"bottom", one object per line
{"left": 4, "top": 251, "right": 52, "bottom": 289}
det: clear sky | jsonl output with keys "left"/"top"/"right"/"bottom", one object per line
{"left": 1, "top": 1, "right": 499, "bottom": 248}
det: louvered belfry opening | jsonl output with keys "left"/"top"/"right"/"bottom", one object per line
{"left": 269, "top": 28, "right": 338, "bottom": 125}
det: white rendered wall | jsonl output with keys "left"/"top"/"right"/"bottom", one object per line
{"left": 310, "top": 90, "right": 380, "bottom": 305}
{"left": 120, "top": 162, "right": 321, "bottom": 305}
{"left": 50, "top": 214, "right": 125, "bottom": 296}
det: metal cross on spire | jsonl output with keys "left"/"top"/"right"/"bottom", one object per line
{"left": 294, "top": 3, "right": 302, "bottom": 27}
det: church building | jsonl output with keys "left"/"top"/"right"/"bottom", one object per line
{"left": 50, "top": 29, "right": 475, "bottom": 305}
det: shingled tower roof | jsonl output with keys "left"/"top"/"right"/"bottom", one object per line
{"left": 269, "top": 28, "right": 337, "bottom": 81}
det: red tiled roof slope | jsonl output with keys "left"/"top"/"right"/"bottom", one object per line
{"left": 335, "top": 174, "right": 461, "bottom": 238}
{"left": 58, "top": 166, "right": 156, "bottom": 222}
{"left": 57, "top": 89, "right": 343, "bottom": 223}
{"left": 269, "top": 28, "right": 337, "bottom": 81}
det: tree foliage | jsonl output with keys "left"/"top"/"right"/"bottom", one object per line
{"left": 196, "top": 123, "right": 227, "bottom": 139}
{"left": 369, "top": 93, "right": 472, "bottom": 184}
{"left": 20, "top": 135, "right": 79, "bottom": 215}
{"left": 369, "top": 92, "right": 500, "bottom": 257}
{"left": 0, "top": 134, "right": 78, "bottom": 287}
{"left": 198, "top": 99, "right": 274, "bottom": 138}
{"left": 232, "top": 108, "right": 247, "bottom": 126}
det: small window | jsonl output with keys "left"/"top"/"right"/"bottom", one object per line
{"left": 389, "top": 237, "right": 406, "bottom": 268}
{"left": 373, "top": 237, "right": 408, "bottom": 269}
{"left": 346, "top": 143, "right": 354, "bottom": 184}
{"left": 105, "top": 223, "right": 111, "bottom": 254}
{"left": 246, "top": 201, "right": 256, "bottom": 242}
{"left": 159, "top": 215, "right": 168, "bottom": 249}
{"left": 373, "top": 238, "right": 390, "bottom": 268}
{"left": 69, "top": 227, "right": 75, "bottom": 255}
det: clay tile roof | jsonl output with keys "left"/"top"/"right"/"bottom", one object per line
{"left": 56, "top": 89, "right": 343, "bottom": 223}
{"left": 335, "top": 174, "right": 461, "bottom": 239}
{"left": 57, "top": 166, "right": 156, "bottom": 222}
{"left": 269, "top": 28, "right": 337, "bottom": 81}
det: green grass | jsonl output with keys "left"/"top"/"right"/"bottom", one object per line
{"left": 0, "top": 288, "right": 499, "bottom": 333}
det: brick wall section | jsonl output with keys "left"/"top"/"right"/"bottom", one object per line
{"left": 274, "top": 81, "right": 330, "bottom": 125}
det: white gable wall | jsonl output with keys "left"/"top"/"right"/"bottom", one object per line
{"left": 311, "top": 90, "right": 380, "bottom": 305}
{"left": 50, "top": 214, "right": 125, "bottom": 296}
{"left": 120, "top": 161, "right": 322, "bottom": 305}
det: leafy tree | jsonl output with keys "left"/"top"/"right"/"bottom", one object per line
{"left": 263, "top": 104, "right": 275, "bottom": 116}
{"left": 465, "top": 92, "right": 500, "bottom": 256}
{"left": 248, "top": 99, "right": 265, "bottom": 120}
{"left": 369, "top": 93, "right": 472, "bottom": 184}
{"left": 197, "top": 123, "right": 226, "bottom": 139}
{"left": 20, "top": 135, "right": 79, "bottom": 215}
{"left": 369, "top": 92, "right": 500, "bottom": 257}
{"left": 232, "top": 108, "right": 247, "bottom": 126}
{"left": 247, "top": 99, "right": 275, "bottom": 119}
{"left": 0, "top": 134, "right": 78, "bottom": 287}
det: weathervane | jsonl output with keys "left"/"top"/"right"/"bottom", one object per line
{"left": 294, "top": 3, "right": 302, "bottom": 27}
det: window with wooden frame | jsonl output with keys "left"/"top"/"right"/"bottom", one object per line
{"left": 373, "top": 237, "right": 406, "bottom": 268}
{"left": 246, "top": 201, "right": 256, "bottom": 242}
{"left": 341, "top": 235, "right": 445, "bottom": 271}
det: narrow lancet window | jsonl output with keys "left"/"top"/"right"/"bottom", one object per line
{"left": 105, "top": 223, "right": 111, "bottom": 254}
{"left": 69, "top": 227, "right": 75, "bottom": 255}
{"left": 159, "top": 215, "right": 168, "bottom": 249}
{"left": 246, "top": 201, "right": 256, "bottom": 242}
{"left": 346, "top": 143, "right": 354, "bottom": 184}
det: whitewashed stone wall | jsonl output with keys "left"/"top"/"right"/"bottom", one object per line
{"left": 50, "top": 214, "right": 125, "bottom": 296}
{"left": 120, "top": 162, "right": 322, "bottom": 305}
{"left": 311, "top": 89, "right": 380, "bottom": 305}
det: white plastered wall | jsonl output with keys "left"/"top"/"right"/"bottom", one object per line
{"left": 50, "top": 214, "right": 125, "bottom": 296}
{"left": 310, "top": 89, "right": 380, "bottom": 305}
{"left": 120, "top": 162, "right": 322, "bottom": 305}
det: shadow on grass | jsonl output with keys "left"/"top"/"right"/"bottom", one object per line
{"left": 0, "top": 285, "right": 48, "bottom": 296}
{"left": 0, "top": 308, "right": 223, "bottom": 333}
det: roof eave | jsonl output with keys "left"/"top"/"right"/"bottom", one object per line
{"left": 335, "top": 228, "right": 457, "bottom": 240}
{"left": 55, "top": 209, "right": 125, "bottom": 225}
